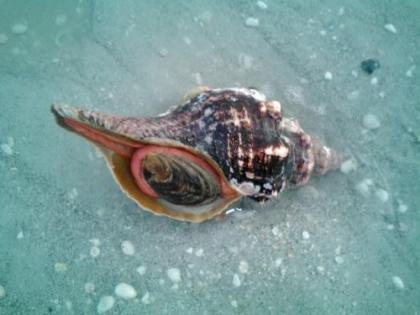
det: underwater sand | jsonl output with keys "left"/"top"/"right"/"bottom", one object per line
{"left": 0, "top": 1, "right": 419, "bottom": 314}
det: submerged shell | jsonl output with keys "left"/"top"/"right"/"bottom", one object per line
{"left": 51, "top": 87, "right": 342, "bottom": 222}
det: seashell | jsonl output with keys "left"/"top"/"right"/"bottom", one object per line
{"left": 51, "top": 87, "right": 342, "bottom": 222}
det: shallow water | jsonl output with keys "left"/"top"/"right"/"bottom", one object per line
{"left": 1, "top": 1, "right": 419, "bottom": 314}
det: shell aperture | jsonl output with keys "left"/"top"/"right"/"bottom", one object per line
{"left": 130, "top": 146, "right": 221, "bottom": 206}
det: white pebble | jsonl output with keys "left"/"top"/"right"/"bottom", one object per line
{"left": 232, "top": 274, "right": 241, "bottom": 287}
{"left": 319, "top": 30, "right": 327, "bottom": 36}
{"left": 347, "top": 90, "right": 360, "bottom": 100}
{"left": 84, "top": 282, "right": 95, "bottom": 293}
{"left": 54, "top": 262, "right": 68, "bottom": 273}
{"left": 231, "top": 300, "right": 238, "bottom": 308}
{"left": 256, "top": 1, "right": 268, "bottom": 10}
{"left": 183, "top": 36, "right": 191, "bottom": 45}
{"left": 245, "top": 17, "right": 259, "bottom": 27}
{"left": 384, "top": 23, "right": 397, "bottom": 34}
{"left": 159, "top": 48, "right": 168, "bottom": 57}
{"left": 0, "top": 33, "right": 8, "bottom": 44}
{"left": 90, "top": 246, "right": 100, "bottom": 258}
{"left": 121, "top": 240, "right": 135, "bottom": 256}
{"left": 239, "top": 260, "right": 249, "bottom": 274}
{"left": 338, "top": 7, "right": 345, "bottom": 16}
{"left": 141, "top": 292, "right": 152, "bottom": 304}
{"left": 324, "top": 71, "right": 333, "bottom": 80}
{"left": 371, "top": 77, "right": 378, "bottom": 85}
{"left": 335, "top": 256, "right": 344, "bottom": 264}
{"left": 195, "top": 248, "right": 204, "bottom": 257}
{"left": 405, "top": 65, "right": 415, "bottom": 77}
{"left": 375, "top": 188, "right": 389, "bottom": 203}
{"left": 398, "top": 203, "right": 408, "bottom": 213}
{"left": 11, "top": 23, "right": 28, "bottom": 34}
{"left": 392, "top": 276, "right": 404, "bottom": 289}
{"left": 16, "top": 231, "right": 24, "bottom": 239}
{"left": 274, "top": 258, "right": 282, "bottom": 267}
{"left": 363, "top": 113, "right": 381, "bottom": 129}
{"left": 340, "top": 159, "right": 357, "bottom": 174}
{"left": 167, "top": 268, "right": 181, "bottom": 283}
{"left": 89, "top": 238, "right": 101, "bottom": 246}
{"left": 302, "top": 230, "right": 310, "bottom": 240}
{"left": 1, "top": 143, "right": 13, "bottom": 155}
{"left": 97, "top": 296, "right": 115, "bottom": 314}
{"left": 356, "top": 179, "right": 373, "bottom": 196}
{"left": 0, "top": 284, "right": 5, "bottom": 298}
{"left": 55, "top": 14, "right": 67, "bottom": 26}
{"left": 316, "top": 266, "right": 325, "bottom": 274}
{"left": 272, "top": 226, "right": 280, "bottom": 236}
{"left": 136, "top": 265, "right": 147, "bottom": 275}
{"left": 115, "top": 283, "right": 137, "bottom": 299}
{"left": 186, "top": 247, "right": 193, "bottom": 254}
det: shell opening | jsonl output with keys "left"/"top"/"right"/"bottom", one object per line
{"left": 130, "top": 146, "right": 223, "bottom": 206}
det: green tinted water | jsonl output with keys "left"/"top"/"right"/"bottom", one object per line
{"left": 1, "top": 1, "right": 419, "bottom": 314}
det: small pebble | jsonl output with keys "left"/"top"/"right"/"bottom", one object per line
{"left": 195, "top": 248, "right": 204, "bottom": 257}
{"left": 11, "top": 23, "right": 28, "bottom": 34}
{"left": 347, "top": 90, "right": 360, "bottom": 100}
{"left": 274, "top": 258, "right": 282, "bottom": 267}
{"left": 386, "top": 224, "right": 395, "bottom": 231}
{"left": 272, "top": 226, "right": 280, "bottom": 236}
{"left": 121, "top": 240, "right": 135, "bottom": 256}
{"left": 90, "top": 246, "right": 100, "bottom": 258}
{"left": 167, "top": 268, "right": 181, "bottom": 283}
{"left": 183, "top": 36, "right": 191, "bottom": 45}
{"left": 392, "top": 276, "right": 404, "bottom": 289}
{"left": 302, "top": 230, "right": 310, "bottom": 240}
{"left": 335, "top": 256, "right": 344, "bottom": 264}
{"left": 360, "top": 59, "right": 380, "bottom": 75}
{"left": 319, "top": 30, "right": 327, "bottom": 36}
{"left": 0, "top": 33, "right": 8, "bottom": 44}
{"left": 239, "top": 260, "right": 249, "bottom": 274}
{"left": 54, "top": 262, "right": 68, "bottom": 273}
{"left": 398, "top": 203, "right": 408, "bottom": 213}
{"left": 141, "top": 292, "right": 152, "bottom": 304}
{"left": 375, "top": 188, "right": 389, "bottom": 203}
{"left": 97, "top": 296, "right": 115, "bottom": 314}
{"left": 136, "top": 265, "right": 147, "bottom": 275}
{"left": 256, "top": 1, "right": 268, "bottom": 10}
{"left": 356, "top": 178, "right": 373, "bottom": 196}
{"left": 115, "top": 283, "right": 137, "bottom": 299}
{"left": 245, "top": 17, "right": 259, "bottom": 27}
{"left": 384, "top": 23, "right": 397, "bottom": 34}
{"left": 1, "top": 143, "right": 13, "bottom": 155}
{"left": 232, "top": 274, "right": 241, "bottom": 287}
{"left": 363, "top": 113, "right": 381, "bottom": 129}
{"left": 0, "top": 284, "right": 5, "bottom": 298}
{"left": 405, "top": 65, "right": 415, "bottom": 77}
{"left": 159, "top": 48, "right": 168, "bottom": 57}
{"left": 16, "top": 231, "right": 24, "bottom": 239}
{"left": 370, "top": 77, "right": 378, "bottom": 85}
{"left": 316, "top": 266, "right": 325, "bottom": 274}
{"left": 231, "top": 300, "right": 238, "bottom": 308}
{"left": 337, "top": 7, "right": 345, "bottom": 16}
{"left": 55, "top": 14, "right": 67, "bottom": 26}
{"left": 324, "top": 71, "right": 333, "bottom": 80}
{"left": 186, "top": 247, "right": 193, "bottom": 254}
{"left": 340, "top": 159, "right": 357, "bottom": 174}
{"left": 84, "top": 282, "right": 95, "bottom": 293}
{"left": 89, "top": 238, "right": 101, "bottom": 247}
